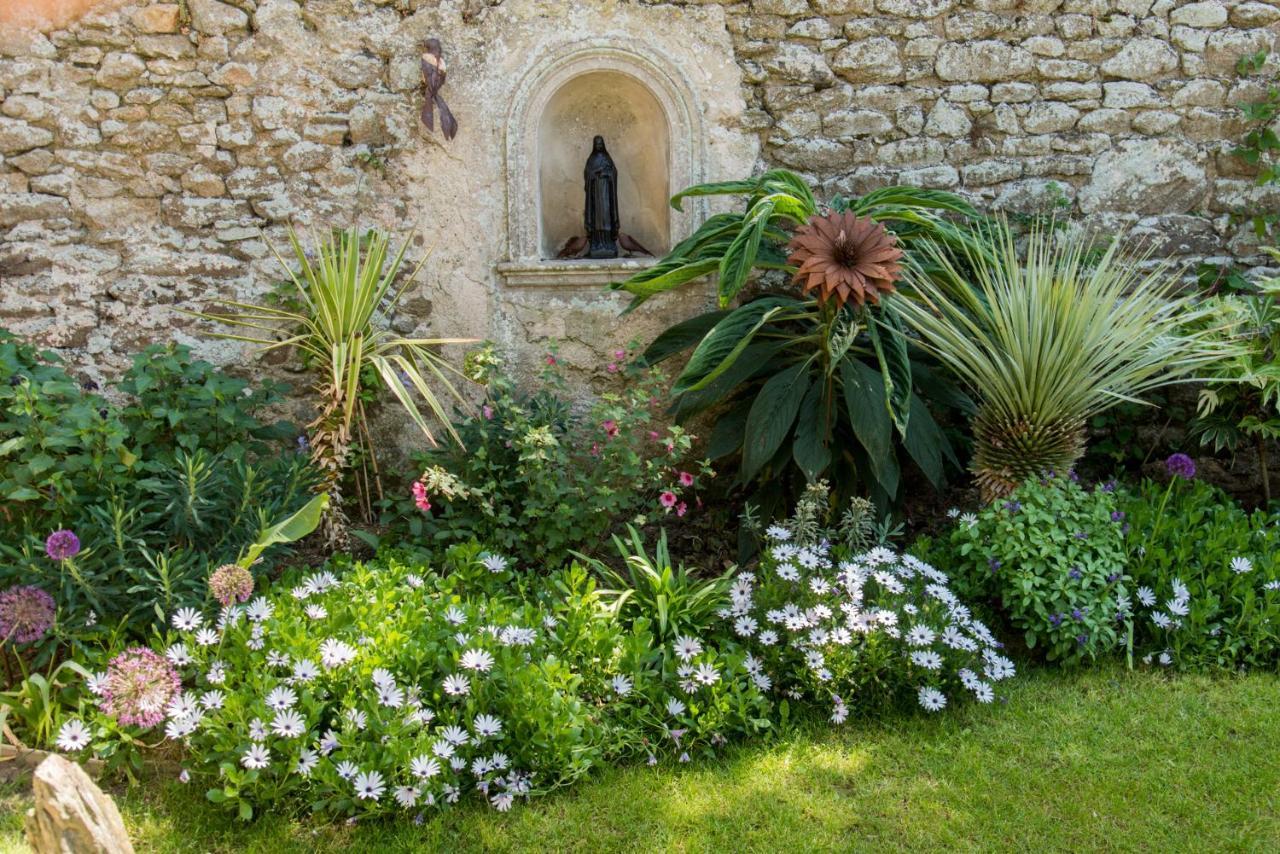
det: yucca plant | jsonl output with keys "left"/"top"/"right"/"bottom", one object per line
{"left": 196, "top": 226, "right": 475, "bottom": 541}
{"left": 622, "top": 171, "right": 982, "bottom": 509}
{"left": 895, "top": 219, "right": 1229, "bottom": 501}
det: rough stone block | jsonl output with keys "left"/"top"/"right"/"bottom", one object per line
{"left": 132, "top": 4, "right": 182, "bottom": 34}
{"left": 25, "top": 755, "right": 134, "bottom": 854}
{"left": 188, "top": 0, "right": 250, "bottom": 36}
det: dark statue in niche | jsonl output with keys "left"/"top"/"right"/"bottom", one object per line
{"left": 555, "top": 136, "right": 652, "bottom": 260}
{"left": 585, "top": 136, "right": 620, "bottom": 258}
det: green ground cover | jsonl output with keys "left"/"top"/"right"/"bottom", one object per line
{"left": 4, "top": 665, "right": 1277, "bottom": 853}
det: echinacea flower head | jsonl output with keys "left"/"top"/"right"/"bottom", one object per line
{"left": 0, "top": 585, "right": 56, "bottom": 644}
{"left": 99, "top": 647, "right": 181, "bottom": 728}
{"left": 1164, "top": 453, "right": 1196, "bottom": 480}
{"left": 44, "top": 529, "right": 81, "bottom": 561}
{"left": 208, "top": 564, "right": 254, "bottom": 608}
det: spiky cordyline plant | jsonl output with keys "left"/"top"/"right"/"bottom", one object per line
{"left": 895, "top": 219, "right": 1229, "bottom": 502}
{"left": 197, "top": 226, "right": 475, "bottom": 542}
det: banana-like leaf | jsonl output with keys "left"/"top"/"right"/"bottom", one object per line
{"left": 674, "top": 297, "right": 800, "bottom": 394}
{"left": 840, "top": 358, "right": 900, "bottom": 497}
{"left": 641, "top": 309, "right": 733, "bottom": 365}
{"left": 717, "top": 197, "right": 778, "bottom": 307}
{"left": 867, "top": 307, "right": 913, "bottom": 437}
{"left": 238, "top": 493, "right": 329, "bottom": 569}
{"left": 792, "top": 381, "right": 833, "bottom": 481}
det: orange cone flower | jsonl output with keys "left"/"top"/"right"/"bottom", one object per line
{"left": 787, "top": 212, "right": 904, "bottom": 309}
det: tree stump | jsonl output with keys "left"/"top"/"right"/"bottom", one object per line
{"left": 24, "top": 754, "right": 134, "bottom": 854}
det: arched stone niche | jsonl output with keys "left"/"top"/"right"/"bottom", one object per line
{"left": 499, "top": 39, "right": 704, "bottom": 287}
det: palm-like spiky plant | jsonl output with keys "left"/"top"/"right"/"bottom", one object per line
{"left": 895, "top": 219, "right": 1229, "bottom": 501}
{"left": 197, "top": 226, "right": 475, "bottom": 541}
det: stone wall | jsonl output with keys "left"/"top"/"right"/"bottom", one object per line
{"left": 1, "top": 0, "right": 1279, "bottom": 384}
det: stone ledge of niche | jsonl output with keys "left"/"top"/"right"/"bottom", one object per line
{"left": 495, "top": 258, "right": 655, "bottom": 288}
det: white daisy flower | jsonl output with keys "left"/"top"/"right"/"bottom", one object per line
{"left": 378, "top": 684, "right": 405, "bottom": 708}
{"left": 193, "top": 628, "right": 219, "bottom": 647}
{"left": 56, "top": 719, "right": 91, "bottom": 752}
{"left": 318, "top": 729, "right": 340, "bottom": 755}
{"left": 1137, "top": 586, "right": 1157, "bottom": 607}
{"left": 673, "top": 635, "right": 703, "bottom": 662}
{"left": 693, "top": 662, "right": 719, "bottom": 686}
{"left": 265, "top": 686, "right": 297, "bottom": 712}
{"left": 443, "top": 674, "right": 470, "bottom": 696}
{"left": 319, "top": 639, "right": 357, "bottom": 669}
{"left": 480, "top": 553, "right": 509, "bottom": 573}
{"left": 411, "top": 754, "right": 441, "bottom": 779}
{"left": 491, "top": 791, "right": 514, "bottom": 812}
{"left": 241, "top": 743, "right": 271, "bottom": 769}
{"left": 295, "top": 747, "right": 318, "bottom": 776}
{"left": 431, "top": 738, "right": 456, "bottom": 759}
{"left": 199, "top": 689, "right": 225, "bottom": 710}
{"left": 666, "top": 697, "right": 686, "bottom": 717}
{"left": 165, "top": 716, "right": 198, "bottom": 739}
{"left": 733, "top": 616, "right": 758, "bottom": 637}
{"left": 765, "top": 524, "right": 791, "bottom": 541}
{"left": 244, "top": 597, "right": 273, "bottom": 623}
{"left": 405, "top": 574, "right": 424, "bottom": 589}
{"left": 354, "top": 770, "right": 385, "bottom": 800}
{"left": 1231, "top": 556, "right": 1253, "bottom": 574}
{"left": 960, "top": 512, "right": 978, "bottom": 527}
{"left": 473, "top": 714, "right": 503, "bottom": 738}
{"left": 441, "top": 724, "right": 470, "bottom": 746}
{"left": 171, "top": 608, "right": 203, "bottom": 632}
{"left": 305, "top": 604, "right": 328, "bottom": 620}
{"left": 444, "top": 606, "right": 467, "bottom": 626}
{"left": 460, "top": 649, "right": 495, "bottom": 672}
{"left": 611, "top": 674, "right": 633, "bottom": 696}
{"left": 272, "top": 710, "right": 306, "bottom": 739}
{"left": 345, "top": 709, "right": 368, "bottom": 731}
{"left": 206, "top": 662, "right": 226, "bottom": 685}
{"left": 395, "top": 786, "right": 420, "bottom": 808}
{"left": 972, "top": 681, "right": 994, "bottom": 703}
{"left": 335, "top": 760, "right": 359, "bottom": 780}
{"left": 917, "top": 686, "right": 947, "bottom": 712}
{"left": 291, "top": 659, "right": 319, "bottom": 683}
{"left": 906, "top": 625, "right": 937, "bottom": 647}
{"left": 165, "top": 644, "right": 192, "bottom": 666}
{"left": 758, "top": 630, "right": 778, "bottom": 646}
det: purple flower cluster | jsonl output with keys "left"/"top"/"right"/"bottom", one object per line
{"left": 98, "top": 647, "right": 181, "bottom": 728}
{"left": 44, "top": 529, "right": 81, "bottom": 561}
{"left": 208, "top": 563, "right": 254, "bottom": 607}
{"left": 1165, "top": 453, "right": 1196, "bottom": 480}
{"left": 0, "top": 585, "right": 56, "bottom": 644}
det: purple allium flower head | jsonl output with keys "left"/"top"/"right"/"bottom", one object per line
{"left": 1165, "top": 453, "right": 1196, "bottom": 480}
{"left": 0, "top": 585, "right": 56, "bottom": 644}
{"left": 208, "top": 564, "right": 254, "bottom": 608}
{"left": 44, "top": 529, "right": 81, "bottom": 561}
{"left": 1068, "top": 566, "right": 1083, "bottom": 580}
{"left": 98, "top": 647, "right": 181, "bottom": 728}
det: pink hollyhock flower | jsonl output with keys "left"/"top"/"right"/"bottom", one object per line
{"left": 648, "top": 431, "right": 660, "bottom": 442}
{"left": 659, "top": 491, "right": 677, "bottom": 509}
{"left": 602, "top": 420, "right": 620, "bottom": 439}
{"left": 606, "top": 363, "right": 619, "bottom": 373}
{"left": 545, "top": 355, "right": 557, "bottom": 366}
{"left": 614, "top": 349, "right": 626, "bottom": 360}
{"left": 678, "top": 471, "right": 694, "bottom": 487}
{"left": 482, "top": 405, "right": 494, "bottom": 420}
{"left": 677, "top": 502, "right": 688, "bottom": 517}
{"left": 412, "top": 481, "right": 432, "bottom": 512}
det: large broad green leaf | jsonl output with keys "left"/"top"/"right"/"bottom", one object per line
{"left": 717, "top": 198, "right": 777, "bottom": 307}
{"left": 840, "top": 358, "right": 899, "bottom": 497}
{"left": 867, "top": 308, "right": 912, "bottom": 437}
{"left": 674, "top": 297, "right": 800, "bottom": 394}
{"left": 642, "top": 310, "right": 733, "bottom": 365}
{"left": 902, "top": 393, "right": 947, "bottom": 488}
{"left": 670, "top": 181, "right": 763, "bottom": 212}
{"left": 742, "top": 362, "right": 812, "bottom": 481}
{"left": 672, "top": 339, "right": 792, "bottom": 421}
{"left": 792, "top": 380, "right": 833, "bottom": 482}
{"left": 707, "top": 398, "right": 753, "bottom": 460}
{"left": 238, "top": 493, "right": 329, "bottom": 569}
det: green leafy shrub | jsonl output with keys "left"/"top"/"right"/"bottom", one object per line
{"left": 1121, "top": 474, "right": 1280, "bottom": 669}
{"left": 728, "top": 483, "right": 1014, "bottom": 717}
{"left": 0, "top": 331, "right": 319, "bottom": 664}
{"left": 944, "top": 474, "right": 1129, "bottom": 665}
{"left": 50, "top": 545, "right": 770, "bottom": 818}
{"left": 396, "top": 345, "right": 711, "bottom": 568}
{"left": 623, "top": 171, "right": 978, "bottom": 508}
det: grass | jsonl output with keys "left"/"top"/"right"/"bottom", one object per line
{"left": 3, "top": 665, "right": 1278, "bottom": 853}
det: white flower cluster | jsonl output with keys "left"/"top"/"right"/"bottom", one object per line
{"left": 723, "top": 532, "right": 1014, "bottom": 715}
{"left": 150, "top": 557, "right": 540, "bottom": 816}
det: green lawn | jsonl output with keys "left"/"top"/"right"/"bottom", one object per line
{"left": 3, "top": 666, "right": 1278, "bottom": 853}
